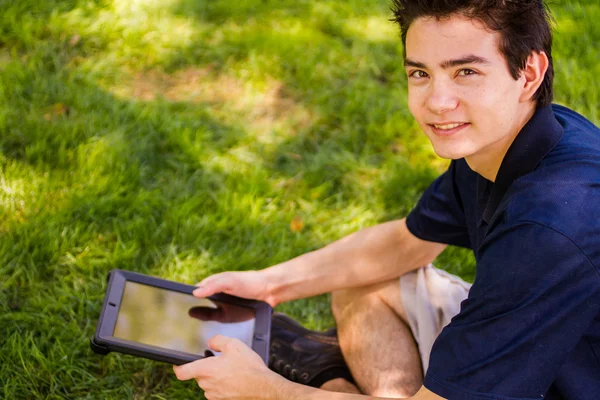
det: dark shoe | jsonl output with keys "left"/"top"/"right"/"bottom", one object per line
{"left": 269, "top": 312, "right": 354, "bottom": 388}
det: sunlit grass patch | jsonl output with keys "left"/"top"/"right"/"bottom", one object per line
{"left": 58, "top": 0, "right": 205, "bottom": 69}
{"left": 106, "top": 68, "right": 316, "bottom": 143}
{"left": 343, "top": 15, "right": 399, "bottom": 43}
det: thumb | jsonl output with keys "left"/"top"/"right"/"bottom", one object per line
{"left": 193, "top": 273, "right": 231, "bottom": 297}
{"left": 207, "top": 334, "right": 236, "bottom": 353}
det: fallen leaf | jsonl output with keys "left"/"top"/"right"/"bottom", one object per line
{"left": 290, "top": 216, "right": 304, "bottom": 232}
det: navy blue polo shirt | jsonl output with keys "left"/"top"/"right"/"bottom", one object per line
{"left": 406, "top": 104, "right": 600, "bottom": 400}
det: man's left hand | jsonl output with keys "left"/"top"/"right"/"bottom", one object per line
{"left": 173, "top": 335, "right": 285, "bottom": 400}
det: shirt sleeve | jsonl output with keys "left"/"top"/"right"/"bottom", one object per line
{"left": 406, "top": 160, "right": 472, "bottom": 248}
{"left": 424, "top": 222, "right": 600, "bottom": 400}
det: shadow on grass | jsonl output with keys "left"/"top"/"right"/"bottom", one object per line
{"left": 0, "top": 55, "right": 301, "bottom": 399}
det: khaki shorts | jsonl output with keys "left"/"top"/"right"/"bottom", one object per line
{"left": 400, "top": 264, "right": 472, "bottom": 374}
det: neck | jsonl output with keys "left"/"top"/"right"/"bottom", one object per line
{"left": 466, "top": 104, "right": 536, "bottom": 182}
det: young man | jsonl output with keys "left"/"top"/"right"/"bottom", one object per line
{"left": 173, "top": 1, "right": 600, "bottom": 399}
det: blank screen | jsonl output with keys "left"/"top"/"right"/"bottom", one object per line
{"left": 113, "top": 281, "right": 256, "bottom": 355}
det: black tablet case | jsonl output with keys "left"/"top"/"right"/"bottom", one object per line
{"left": 91, "top": 269, "right": 272, "bottom": 365}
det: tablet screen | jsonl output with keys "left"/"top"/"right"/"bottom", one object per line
{"left": 113, "top": 281, "right": 256, "bottom": 356}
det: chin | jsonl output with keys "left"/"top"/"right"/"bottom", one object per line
{"left": 430, "top": 139, "right": 480, "bottom": 160}
{"left": 431, "top": 146, "right": 468, "bottom": 160}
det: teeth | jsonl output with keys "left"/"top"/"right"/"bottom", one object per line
{"left": 433, "top": 123, "right": 464, "bottom": 130}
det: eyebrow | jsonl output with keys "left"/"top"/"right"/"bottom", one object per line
{"left": 404, "top": 55, "right": 491, "bottom": 69}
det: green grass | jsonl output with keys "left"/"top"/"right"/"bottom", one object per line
{"left": 1, "top": 0, "right": 598, "bottom": 398}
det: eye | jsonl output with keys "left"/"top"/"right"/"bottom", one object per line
{"left": 457, "top": 68, "right": 476, "bottom": 77}
{"left": 408, "top": 70, "right": 429, "bottom": 79}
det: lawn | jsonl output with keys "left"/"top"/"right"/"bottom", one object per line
{"left": 1, "top": 0, "right": 598, "bottom": 398}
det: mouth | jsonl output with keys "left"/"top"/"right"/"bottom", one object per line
{"left": 428, "top": 122, "right": 470, "bottom": 137}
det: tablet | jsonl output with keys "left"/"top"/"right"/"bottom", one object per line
{"left": 91, "top": 269, "right": 272, "bottom": 365}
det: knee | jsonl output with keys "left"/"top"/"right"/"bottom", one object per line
{"left": 331, "top": 279, "right": 407, "bottom": 324}
{"left": 331, "top": 287, "right": 356, "bottom": 321}
{"left": 331, "top": 284, "right": 381, "bottom": 322}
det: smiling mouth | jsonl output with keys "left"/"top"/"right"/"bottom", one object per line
{"left": 428, "top": 122, "right": 470, "bottom": 136}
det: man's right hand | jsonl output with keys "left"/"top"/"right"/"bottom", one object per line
{"left": 192, "top": 270, "right": 278, "bottom": 307}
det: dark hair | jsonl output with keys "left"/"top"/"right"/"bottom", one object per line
{"left": 391, "top": 0, "right": 554, "bottom": 108}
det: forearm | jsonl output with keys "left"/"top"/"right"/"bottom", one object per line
{"left": 277, "top": 380, "right": 444, "bottom": 400}
{"left": 263, "top": 218, "right": 446, "bottom": 305}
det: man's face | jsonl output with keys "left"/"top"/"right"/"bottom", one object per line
{"left": 405, "top": 15, "right": 529, "bottom": 161}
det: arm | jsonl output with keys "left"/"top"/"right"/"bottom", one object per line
{"left": 263, "top": 218, "right": 447, "bottom": 305}
{"left": 195, "top": 165, "right": 465, "bottom": 305}
{"left": 193, "top": 218, "right": 446, "bottom": 306}
{"left": 174, "top": 335, "right": 447, "bottom": 400}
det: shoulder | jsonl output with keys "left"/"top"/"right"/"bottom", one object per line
{"left": 550, "top": 104, "right": 600, "bottom": 161}
{"left": 552, "top": 103, "right": 600, "bottom": 138}
{"left": 504, "top": 105, "right": 600, "bottom": 221}
{"left": 504, "top": 166, "right": 600, "bottom": 231}
{"left": 496, "top": 106, "right": 600, "bottom": 265}
{"left": 501, "top": 171, "right": 600, "bottom": 272}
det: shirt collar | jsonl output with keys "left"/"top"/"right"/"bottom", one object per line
{"left": 481, "top": 105, "right": 564, "bottom": 224}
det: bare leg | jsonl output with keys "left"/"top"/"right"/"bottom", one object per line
{"left": 330, "top": 279, "right": 423, "bottom": 397}
{"left": 320, "top": 378, "right": 361, "bottom": 394}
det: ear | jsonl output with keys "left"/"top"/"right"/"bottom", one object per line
{"left": 519, "top": 51, "right": 549, "bottom": 103}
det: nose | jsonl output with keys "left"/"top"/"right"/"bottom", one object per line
{"left": 425, "top": 79, "right": 459, "bottom": 114}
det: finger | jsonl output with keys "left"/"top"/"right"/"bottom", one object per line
{"left": 192, "top": 278, "right": 217, "bottom": 297}
{"left": 173, "top": 358, "right": 213, "bottom": 381}
{"left": 193, "top": 273, "right": 232, "bottom": 298}
{"left": 207, "top": 334, "right": 238, "bottom": 353}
